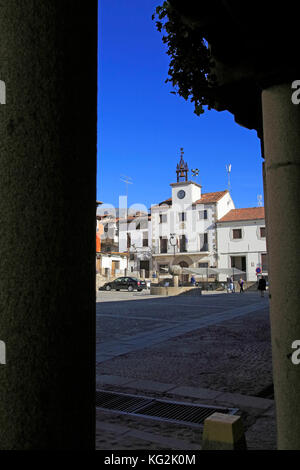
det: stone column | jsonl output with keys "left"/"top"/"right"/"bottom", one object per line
{"left": 0, "top": 1, "right": 97, "bottom": 449}
{"left": 262, "top": 82, "right": 300, "bottom": 449}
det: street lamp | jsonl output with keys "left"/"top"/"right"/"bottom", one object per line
{"left": 169, "top": 233, "right": 177, "bottom": 261}
{"left": 169, "top": 233, "right": 177, "bottom": 284}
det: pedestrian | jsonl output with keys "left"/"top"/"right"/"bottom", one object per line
{"left": 229, "top": 276, "right": 235, "bottom": 293}
{"left": 238, "top": 278, "right": 244, "bottom": 293}
{"left": 191, "top": 275, "right": 196, "bottom": 287}
{"left": 257, "top": 276, "right": 267, "bottom": 297}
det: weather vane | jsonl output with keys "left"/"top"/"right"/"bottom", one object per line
{"left": 191, "top": 168, "right": 199, "bottom": 180}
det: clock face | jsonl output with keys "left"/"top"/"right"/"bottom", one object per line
{"left": 177, "top": 190, "right": 186, "bottom": 199}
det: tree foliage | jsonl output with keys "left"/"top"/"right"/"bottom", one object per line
{"left": 153, "top": 2, "right": 216, "bottom": 115}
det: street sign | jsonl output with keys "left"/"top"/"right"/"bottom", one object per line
{"left": 256, "top": 267, "right": 262, "bottom": 274}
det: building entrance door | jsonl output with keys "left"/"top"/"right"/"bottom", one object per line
{"left": 179, "top": 261, "right": 189, "bottom": 284}
{"left": 111, "top": 260, "right": 120, "bottom": 277}
{"left": 140, "top": 260, "right": 150, "bottom": 278}
{"left": 230, "top": 256, "right": 247, "bottom": 280}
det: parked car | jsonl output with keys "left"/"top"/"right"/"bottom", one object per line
{"left": 100, "top": 277, "right": 147, "bottom": 292}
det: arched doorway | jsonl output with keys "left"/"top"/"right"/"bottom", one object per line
{"left": 178, "top": 260, "right": 189, "bottom": 284}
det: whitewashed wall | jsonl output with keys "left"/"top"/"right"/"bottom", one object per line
{"left": 217, "top": 219, "right": 267, "bottom": 281}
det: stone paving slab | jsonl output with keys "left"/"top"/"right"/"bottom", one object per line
{"left": 96, "top": 374, "right": 135, "bottom": 387}
{"left": 96, "top": 374, "right": 274, "bottom": 413}
{"left": 216, "top": 392, "right": 274, "bottom": 411}
{"left": 128, "top": 379, "right": 177, "bottom": 393}
{"left": 170, "top": 386, "right": 223, "bottom": 401}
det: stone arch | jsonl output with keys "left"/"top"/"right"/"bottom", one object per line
{"left": 173, "top": 255, "right": 194, "bottom": 267}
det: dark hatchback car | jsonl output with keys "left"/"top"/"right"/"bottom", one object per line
{"left": 100, "top": 277, "right": 147, "bottom": 292}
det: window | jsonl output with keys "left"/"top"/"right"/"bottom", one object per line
{"left": 260, "top": 227, "right": 266, "bottom": 238}
{"left": 198, "top": 262, "right": 209, "bottom": 268}
{"left": 199, "top": 210, "right": 208, "bottom": 220}
{"left": 159, "top": 214, "right": 167, "bottom": 224}
{"left": 200, "top": 233, "right": 208, "bottom": 251}
{"left": 179, "top": 235, "right": 187, "bottom": 252}
{"left": 179, "top": 212, "right": 186, "bottom": 222}
{"left": 142, "top": 232, "right": 148, "bottom": 247}
{"left": 233, "top": 229, "right": 242, "bottom": 239}
{"left": 160, "top": 237, "right": 168, "bottom": 253}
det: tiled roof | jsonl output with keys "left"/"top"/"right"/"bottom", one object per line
{"left": 218, "top": 207, "right": 265, "bottom": 222}
{"left": 97, "top": 213, "right": 150, "bottom": 222}
{"left": 158, "top": 198, "right": 172, "bottom": 206}
{"left": 154, "top": 191, "right": 228, "bottom": 208}
{"left": 194, "top": 190, "right": 229, "bottom": 204}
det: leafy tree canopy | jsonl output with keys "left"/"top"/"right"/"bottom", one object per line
{"left": 153, "top": 1, "right": 216, "bottom": 116}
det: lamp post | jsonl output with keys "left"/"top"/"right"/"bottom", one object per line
{"left": 169, "top": 233, "right": 177, "bottom": 263}
{"left": 169, "top": 233, "right": 178, "bottom": 285}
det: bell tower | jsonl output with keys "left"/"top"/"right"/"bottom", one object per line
{"left": 176, "top": 148, "right": 189, "bottom": 182}
{"left": 171, "top": 148, "right": 201, "bottom": 204}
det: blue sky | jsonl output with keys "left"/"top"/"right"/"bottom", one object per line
{"left": 98, "top": 0, "right": 263, "bottom": 211}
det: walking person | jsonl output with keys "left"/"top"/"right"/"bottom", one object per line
{"left": 229, "top": 276, "right": 235, "bottom": 293}
{"left": 238, "top": 278, "right": 244, "bottom": 293}
{"left": 191, "top": 275, "right": 196, "bottom": 287}
{"left": 257, "top": 276, "right": 267, "bottom": 297}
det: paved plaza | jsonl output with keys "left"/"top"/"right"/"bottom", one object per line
{"left": 96, "top": 290, "right": 276, "bottom": 450}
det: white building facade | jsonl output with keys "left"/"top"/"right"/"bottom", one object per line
{"left": 151, "top": 154, "right": 235, "bottom": 280}
{"left": 216, "top": 207, "right": 267, "bottom": 282}
{"left": 119, "top": 214, "right": 152, "bottom": 277}
{"left": 97, "top": 154, "right": 268, "bottom": 284}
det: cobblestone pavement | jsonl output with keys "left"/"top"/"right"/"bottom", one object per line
{"left": 96, "top": 291, "right": 275, "bottom": 450}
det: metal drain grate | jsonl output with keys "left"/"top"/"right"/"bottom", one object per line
{"left": 96, "top": 390, "right": 153, "bottom": 413}
{"left": 96, "top": 389, "right": 238, "bottom": 427}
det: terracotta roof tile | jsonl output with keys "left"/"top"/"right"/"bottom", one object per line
{"left": 158, "top": 198, "right": 172, "bottom": 206}
{"left": 154, "top": 191, "right": 228, "bottom": 208}
{"left": 194, "top": 190, "right": 229, "bottom": 204}
{"left": 218, "top": 207, "right": 265, "bottom": 222}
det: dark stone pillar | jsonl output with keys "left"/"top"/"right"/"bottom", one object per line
{"left": 262, "top": 83, "right": 300, "bottom": 449}
{"left": 0, "top": 1, "right": 97, "bottom": 449}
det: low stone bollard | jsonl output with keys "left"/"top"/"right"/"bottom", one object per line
{"left": 202, "top": 412, "right": 247, "bottom": 450}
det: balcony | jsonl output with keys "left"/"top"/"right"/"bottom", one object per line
{"left": 152, "top": 247, "right": 210, "bottom": 256}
